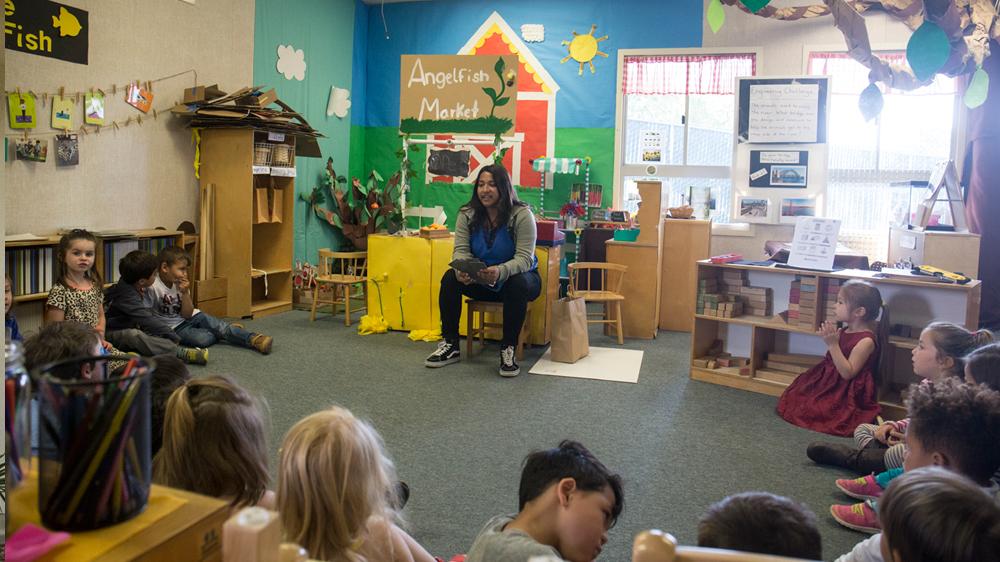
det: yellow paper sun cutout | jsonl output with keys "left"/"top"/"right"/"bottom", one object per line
{"left": 561, "top": 24, "right": 608, "bottom": 75}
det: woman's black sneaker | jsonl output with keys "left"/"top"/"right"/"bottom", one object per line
{"left": 425, "top": 340, "right": 460, "bottom": 367}
{"left": 499, "top": 345, "right": 520, "bottom": 377}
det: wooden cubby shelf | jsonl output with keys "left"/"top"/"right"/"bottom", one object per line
{"left": 690, "top": 261, "right": 981, "bottom": 418}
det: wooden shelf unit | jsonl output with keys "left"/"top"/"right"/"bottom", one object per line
{"left": 6, "top": 230, "right": 182, "bottom": 304}
{"left": 690, "top": 261, "right": 982, "bottom": 418}
{"left": 200, "top": 128, "right": 295, "bottom": 318}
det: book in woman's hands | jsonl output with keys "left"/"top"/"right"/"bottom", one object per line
{"left": 450, "top": 258, "right": 487, "bottom": 276}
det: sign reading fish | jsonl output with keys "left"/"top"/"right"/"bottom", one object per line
{"left": 5, "top": 0, "right": 89, "bottom": 65}
{"left": 399, "top": 55, "right": 517, "bottom": 135}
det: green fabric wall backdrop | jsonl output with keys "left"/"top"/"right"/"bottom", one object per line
{"left": 254, "top": 0, "right": 355, "bottom": 264}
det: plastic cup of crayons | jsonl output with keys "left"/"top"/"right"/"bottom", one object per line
{"left": 33, "top": 355, "right": 154, "bottom": 531}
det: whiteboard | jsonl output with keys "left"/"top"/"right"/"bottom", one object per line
{"left": 737, "top": 77, "right": 829, "bottom": 144}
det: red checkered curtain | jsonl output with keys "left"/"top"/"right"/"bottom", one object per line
{"left": 622, "top": 53, "right": 755, "bottom": 95}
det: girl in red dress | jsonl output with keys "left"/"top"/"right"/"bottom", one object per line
{"left": 777, "top": 280, "right": 887, "bottom": 436}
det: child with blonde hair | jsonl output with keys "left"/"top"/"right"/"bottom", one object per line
{"left": 809, "top": 322, "right": 993, "bottom": 473}
{"left": 153, "top": 375, "right": 274, "bottom": 511}
{"left": 777, "top": 280, "right": 888, "bottom": 436}
{"left": 277, "top": 406, "right": 434, "bottom": 562}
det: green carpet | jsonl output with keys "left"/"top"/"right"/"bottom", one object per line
{"left": 198, "top": 310, "right": 868, "bottom": 561}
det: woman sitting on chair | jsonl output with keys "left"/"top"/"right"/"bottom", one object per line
{"left": 425, "top": 164, "right": 540, "bottom": 377}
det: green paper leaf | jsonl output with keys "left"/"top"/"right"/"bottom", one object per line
{"left": 494, "top": 97, "right": 510, "bottom": 107}
{"left": 740, "top": 0, "right": 770, "bottom": 13}
{"left": 708, "top": 0, "right": 726, "bottom": 33}
{"left": 906, "top": 21, "right": 951, "bottom": 82}
{"left": 482, "top": 87, "right": 497, "bottom": 100}
{"left": 964, "top": 67, "right": 989, "bottom": 109}
{"left": 494, "top": 57, "right": 505, "bottom": 77}
{"left": 858, "top": 83, "right": 884, "bottom": 122}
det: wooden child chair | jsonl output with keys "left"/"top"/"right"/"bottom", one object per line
{"left": 311, "top": 249, "right": 368, "bottom": 326}
{"left": 567, "top": 262, "right": 627, "bottom": 344}
{"left": 633, "top": 530, "right": 819, "bottom": 562}
{"left": 466, "top": 300, "right": 532, "bottom": 360}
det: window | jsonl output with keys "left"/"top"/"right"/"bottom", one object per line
{"left": 808, "top": 52, "right": 958, "bottom": 260}
{"left": 616, "top": 51, "right": 756, "bottom": 222}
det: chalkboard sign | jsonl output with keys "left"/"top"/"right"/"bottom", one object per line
{"left": 427, "top": 149, "right": 471, "bottom": 177}
{"left": 737, "top": 77, "right": 828, "bottom": 144}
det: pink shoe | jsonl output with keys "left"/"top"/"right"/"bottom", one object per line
{"left": 831, "top": 501, "right": 881, "bottom": 534}
{"left": 835, "top": 474, "right": 883, "bottom": 501}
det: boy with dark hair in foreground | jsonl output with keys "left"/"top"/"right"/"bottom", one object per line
{"left": 466, "top": 440, "right": 624, "bottom": 562}
{"left": 698, "top": 492, "right": 822, "bottom": 560}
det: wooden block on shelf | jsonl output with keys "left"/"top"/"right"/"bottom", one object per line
{"left": 755, "top": 368, "right": 800, "bottom": 385}
{"left": 739, "top": 286, "right": 770, "bottom": 297}
{"left": 718, "top": 356, "right": 750, "bottom": 368}
{"left": 692, "top": 358, "right": 712, "bottom": 368}
{"left": 762, "top": 360, "right": 809, "bottom": 374}
{"left": 800, "top": 276, "right": 818, "bottom": 285}
{"left": 767, "top": 352, "right": 824, "bottom": 366}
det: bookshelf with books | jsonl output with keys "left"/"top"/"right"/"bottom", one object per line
{"left": 690, "top": 261, "right": 981, "bottom": 418}
{"left": 98, "top": 230, "right": 183, "bottom": 284}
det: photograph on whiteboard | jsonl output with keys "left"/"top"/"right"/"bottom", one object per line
{"left": 738, "top": 197, "right": 771, "bottom": 223}
{"left": 770, "top": 165, "right": 807, "bottom": 187}
{"left": 780, "top": 197, "right": 816, "bottom": 224}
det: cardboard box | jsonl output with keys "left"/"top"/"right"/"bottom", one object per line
{"left": 183, "top": 84, "right": 227, "bottom": 104}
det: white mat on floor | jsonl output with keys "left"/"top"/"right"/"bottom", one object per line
{"left": 529, "top": 346, "right": 644, "bottom": 383}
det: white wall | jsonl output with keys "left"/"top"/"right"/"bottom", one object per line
{"left": 4, "top": 0, "right": 255, "bottom": 235}
{"left": 702, "top": 0, "right": 913, "bottom": 257}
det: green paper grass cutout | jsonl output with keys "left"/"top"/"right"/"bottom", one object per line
{"left": 907, "top": 21, "right": 950, "bottom": 82}
{"left": 740, "top": 0, "right": 771, "bottom": 13}
{"left": 964, "top": 67, "right": 989, "bottom": 109}
{"left": 708, "top": 0, "right": 726, "bottom": 33}
{"left": 858, "top": 83, "right": 884, "bottom": 122}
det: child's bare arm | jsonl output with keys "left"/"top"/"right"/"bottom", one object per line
{"left": 177, "top": 277, "right": 195, "bottom": 319}
{"left": 391, "top": 524, "right": 436, "bottom": 562}
{"left": 831, "top": 337, "right": 876, "bottom": 380}
{"left": 43, "top": 306, "right": 65, "bottom": 325}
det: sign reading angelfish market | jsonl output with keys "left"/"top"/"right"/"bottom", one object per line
{"left": 400, "top": 54, "right": 517, "bottom": 135}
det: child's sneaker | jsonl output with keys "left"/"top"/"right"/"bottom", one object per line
{"left": 830, "top": 501, "right": 880, "bottom": 534}
{"left": 835, "top": 474, "right": 883, "bottom": 501}
{"left": 180, "top": 347, "right": 209, "bottom": 365}
{"left": 425, "top": 340, "right": 460, "bottom": 367}
{"left": 499, "top": 345, "right": 520, "bottom": 377}
{"left": 250, "top": 334, "right": 273, "bottom": 355}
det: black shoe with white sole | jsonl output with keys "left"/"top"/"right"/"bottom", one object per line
{"left": 499, "top": 345, "right": 520, "bottom": 377}
{"left": 425, "top": 340, "right": 460, "bottom": 367}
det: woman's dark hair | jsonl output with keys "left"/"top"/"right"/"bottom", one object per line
{"left": 462, "top": 164, "right": 525, "bottom": 234}
{"left": 55, "top": 229, "right": 103, "bottom": 288}
{"left": 518, "top": 440, "right": 624, "bottom": 526}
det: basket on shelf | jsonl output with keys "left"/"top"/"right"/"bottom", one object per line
{"left": 271, "top": 144, "right": 293, "bottom": 167}
{"left": 667, "top": 206, "right": 695, "bottom": 219}
{"left": 253, "top": 143, "right": 272, "bottom": 166}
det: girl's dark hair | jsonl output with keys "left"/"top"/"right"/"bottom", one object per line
{"left": 149, "top": 354, "right": 192, "bottom": 457}
{"left": 55, "top": 229, "right": 103, "bottom": 288}
{"left": 697, "top": 492, "right": 822, "bottom": 560}
{"left": 839, "top": 280, "right": 888, "bottom": 384}
{"left": 965, "top": 342, "right": 1000, "bottom": 391}
{"left": 462, "top": 164, "right": 525, "bottom": 234}
{"left": 518, "top": 440, "right": 624, "bottom": 526}
{"left": 879, "top": 467, "right": 1000, "bottom": 562}
{"left": 923, "top": 322, "right": 994, "bottom": 377}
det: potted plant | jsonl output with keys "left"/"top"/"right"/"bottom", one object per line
{"left": 560, "top": 201, "right": 586, "bottom": 229}
{"left": 302, "top": 158, "right": 404, "bottom": 251}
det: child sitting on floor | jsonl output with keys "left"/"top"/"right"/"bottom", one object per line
{"left": 465, "top": 440, "right": 625, "bottom": 562}
{"left": 6, "top": 274, "right": 22, "bottom": 341}
{"left": 835, "top": 378, "right": 1000, "bottom": 560}
{"left": 153, "top": 374, "right": 274, "bottom": 511}
{"left": 777, "top": 280, "right": 887, "bottom": 437}
{"left": 809, "top": 322, "right": 993, "bottom": 474}
{"left": 877, "top": 467, "right": 1000, "bottom": 562}
{"left": 148, "top": 354, "right": 191, "bottom": 457}
{"left": 277, "top": 406, "right": 435, "bottom": 562}
{"left": 105, "top": 249, "right": 208, "bottom": 365}
{"left": 148, "top": 247, "right": 272, "bottom": 354}
{"left": 697, "top": 492, "right": 822, "bottom": 560}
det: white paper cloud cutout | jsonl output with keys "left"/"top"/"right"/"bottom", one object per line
{"left": 276, "top": 44, "right": 306, "bottom": 81}
{"left": 521, "top": 24, "right": 544, "bottom": 42}
{"left": 327, "top": 86, "right": 352, "bottom": 118}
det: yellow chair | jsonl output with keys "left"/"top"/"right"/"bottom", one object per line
{"left": 567, "top": 262, "right": 627, "bottom": 344}
{"left": 311, "top": 249, "right": 367, "bottom": 326}
{"left": 633, "top": 530, "right": 819, "bottom": 562}
{"left": 466, "top": 300, "right": 532, "bottom": 360}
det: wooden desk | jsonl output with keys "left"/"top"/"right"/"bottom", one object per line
{"left": 606, "top": 240, "right": 661, "bottom": 339}
{"left": 659, "top": 219, "right": 711, "bottom": 332}
{"left": 9, "top": 469, "right": 228, "bottom": 562}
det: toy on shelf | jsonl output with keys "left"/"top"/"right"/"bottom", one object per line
{"left": 709, "top": 253, "right": 742, "bottom": 264}
{"left": 530, "top": 156, "right": 592, "bottom": 212}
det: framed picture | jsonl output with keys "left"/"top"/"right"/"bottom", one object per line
{"left": 588, "top": 208, "right": 609, "bottom": 222}
{"left": 780, "top": 197, "right": 817, "bottom": 224}
{"left": 737, "top": 197, "right": 771, "bottom": 223}
{"left": 770, "top": 165, "right": 808, "bottom": 187}
{"left": 749, "top": 150, "right": 809, "bottom": 188}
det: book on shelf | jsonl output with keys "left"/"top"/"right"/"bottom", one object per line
{"left": 103, "top": 239, "right": 141, "bottom": 283}
{"left": 6, "top": 247, "right": 55, "bottom": 296}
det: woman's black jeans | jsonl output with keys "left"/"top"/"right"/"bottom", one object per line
{"left": 438, "top": 269, "right": 542, "bottom": 347}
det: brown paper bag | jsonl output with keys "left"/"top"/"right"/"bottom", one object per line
{"left": 254, "top": 187, "right": 270, "bottom": 224}
{"left": 270, "top": 186, "right": 283, "bottom": 223}
{"left": 551, "top": 297, "right": 589, "bottom": 363}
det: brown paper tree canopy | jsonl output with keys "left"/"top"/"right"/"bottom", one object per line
{"left": 721, "top": 0, "right": 999, "bottom": 90}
